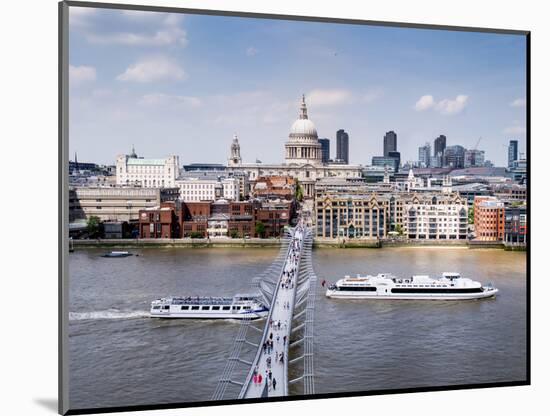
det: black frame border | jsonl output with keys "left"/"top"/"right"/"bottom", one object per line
{"left": 59, "top": 1, "right": 531, "bottom": 415}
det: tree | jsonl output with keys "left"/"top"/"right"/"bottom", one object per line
{"left": 86, "top": 216, "right": 101, "bottom": 238}
{"left": 395, "top": 223, "right": 404, "bottom": 236}
{"left": 468, "top": 207, "right": 475, "bottom": 224}
{"left": 230, "top": 230, "right": 240, "bottom": 239}
{"left": 190, "top": 231, "right": 204, "bottom": 239}
{"left": 255, "top": 221, "right": 266, "bottom": 238}
{"left": 295, "top": 180, "right": 304, "bottom": 202}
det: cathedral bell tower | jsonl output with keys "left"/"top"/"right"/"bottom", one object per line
{"left": 228, "top": 134, "right": 242, "bottom": 167}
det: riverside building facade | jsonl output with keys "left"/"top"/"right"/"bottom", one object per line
{"left": 69, "top": 186, "right": 180, "bottom": 222}
{"left": 314, "top": 189, "right": 468, "bottom": 240}
{"left": 473, "top": 196, "right": 505, "bottom": 241}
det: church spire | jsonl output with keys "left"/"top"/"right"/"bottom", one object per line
{"left": 299, "top": 94, "right": 308, "bottom": 120}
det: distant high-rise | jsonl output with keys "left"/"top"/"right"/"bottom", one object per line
{"left": 318, "top": 138, "right": 330, "bottom": 164}
{"left": 444, "top": 145, "right": 465, "bottom": 168}
{"left": 383, "top": 131, "right": 397, "bottom": 157}
{"left": 465, "top": 149, "right": 485, "bottom": 168}
{"left": 336, "top": 129, "right": 349, "bottom": 164}
{"left": 418, "top": 143, "right": 431, "bottom": 167}
{"left": 388, "top": 151, "right": 401, "bottom": 170}
{"left": 508, "top": 140, "right": 518, "bottom": 168}
{"left": 434, "top": 135, "right": 447, "bottom": 158}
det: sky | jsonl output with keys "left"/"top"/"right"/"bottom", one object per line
{"left": 68, "top": 6, "right": 527, "bottom": 167}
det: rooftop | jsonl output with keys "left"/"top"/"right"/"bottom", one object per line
{"left": 127, "top": 158, "right": 167, "bottom": 166}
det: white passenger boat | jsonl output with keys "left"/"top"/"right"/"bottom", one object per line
{"left": 102, "top": 251, "right": 133, "bottom": 258}
{"left": 325, "top": 272, "right": 498, "bottom": 300}
{"left": 150, "top": 294, "right": 269, "bottom": 319}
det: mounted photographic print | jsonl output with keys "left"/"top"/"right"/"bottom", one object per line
{"left": 59, "top": 1, "right": 529, "bottom": 414}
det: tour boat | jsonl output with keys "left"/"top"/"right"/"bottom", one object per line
{"left": 150, "top": 294, "right": 269, "bottom": 319}
{"left": 325, "top": 272, "right": 498, "bottom": 300}
{"left": 102, "top": 251, "right": 133, "bottom": 258}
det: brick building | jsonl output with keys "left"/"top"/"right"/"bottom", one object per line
{"left": 473, "top": 196, "right": 505, "bottom": 241}
{"left": 252, "top": 176, "right": 296, "bottom": 200}
{"left": 180, "top": 201, "right": 211, "bottom": 237}
{"left": 179, "top": 199, "right": 294, "bottom": 238}
{"left": 138, "top": 202, "right": 179, "bottom": 238}
{"left": 255, "top": 200, "right": 295, "bottom": 237}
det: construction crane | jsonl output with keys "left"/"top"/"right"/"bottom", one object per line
{"left": 473, "top": 136, "right": 482, "bottom": 150}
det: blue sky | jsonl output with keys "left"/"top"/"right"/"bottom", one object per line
{"left": 69, "top": 6, "right": 527, "bottom": 166}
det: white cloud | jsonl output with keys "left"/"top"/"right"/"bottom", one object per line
{"left": 414, "top": 95, "right": 435, "bottom": 111}
{"left": 69, "top": 7, "right": 96, "bottom": 27}
{"left": 138, "top": 93, "right": 201, "bottom": 108}
{"left": 116, "top": 57, "right": 186, "bottom": 83}
{"left": 246, "top": 47, "right": 259, "bottom": 57}
{"left": 307, "top": 88, "right": 352, "bottom": 107}
{"left": 87, "top": 27, "right": 187, "bottom": 47}
{"left": 435, "top": 95, "right": 468, "bottom": 115}
{"left": 510, "top": 98, "right": 526, "bottom": 108}
{"left": 78, "top": 9, "right": 187, "bottom": 47}
{"left": 414, "top": 94, "right": 468, "bottom": 115}
{"left": 69, "top": 65, "right": 96, "bottom": 86}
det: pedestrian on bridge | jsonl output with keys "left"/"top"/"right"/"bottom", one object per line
{"left": 273, "top": 378, "right": 277, "bottom": 390}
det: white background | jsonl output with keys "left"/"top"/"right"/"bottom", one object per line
{"left": 1, "top": 0, "right": 547, "bottom": 415}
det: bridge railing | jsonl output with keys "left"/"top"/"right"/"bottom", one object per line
{"left": 211, "top": 231, "right": 293, "bottom": 401}
{"left": 238, "top": 227, "right": 299, "bottom": 398}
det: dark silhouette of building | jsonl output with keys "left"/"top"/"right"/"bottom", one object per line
{"left": 383, "top": 131, "right": 397, "bottom": 157}
{"left": 444, "top": 145, "right": 466, "bottom": 168}
{"left": 336, "top": 129, "right": 349, "bottom": 164}
{"left": 508, "top": 139, "right": 518, "bottom": 168}
{"left": 388, "top": 151, "right": 401, "bottom": 170}
{"left": 318, "top": 138, "right": 330, "bottom": 163}
{"left": 434, "top": 135, "right": 447, "bottom": 159}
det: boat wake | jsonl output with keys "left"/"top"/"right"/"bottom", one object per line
{"left": 69, "top": 309, "right": 149, "bottom": 321}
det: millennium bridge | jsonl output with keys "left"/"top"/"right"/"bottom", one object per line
{"left": 212, "top": 223, "right": 317, "bottom": 400}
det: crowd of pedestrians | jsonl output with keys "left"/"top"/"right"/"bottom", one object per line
{"left": 250, "top": 221, "right": 305, "bottom": 395}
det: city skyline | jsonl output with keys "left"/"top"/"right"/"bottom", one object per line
{"left": 69, "top": 7, "right": 527, "bottom": 167}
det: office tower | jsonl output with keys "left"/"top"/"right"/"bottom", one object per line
{"left": 434, "top": 135, "right": 447, "bottom": 158}
{"left": 388, "top": 151, "right": 401, "bottom": 170}
{"left": 508, "top": 140, "right": 518, "bottom": 168}
{"left": 418, "top": 143, "right": 431, "bottom": 167}
{"left": 464, "top": 149, "right": 485, "bottom": 167}
{"left": 318, "top": 138, "right": 330, "bottom": 163}
{"left": 336, "top": 129, "right": 349, "bottom": 164}
{"left": 383, "top": 131, "right": 397, "bottom": 157}
{"left": 444, "top": 145, "right": 466, "bottom": 168}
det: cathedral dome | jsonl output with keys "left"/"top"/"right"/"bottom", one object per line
{"left": 288, "top": 94, "right": 318, "bottom": 140}
{"left": 290, "top": 118, "right": 317, "bottom": 137}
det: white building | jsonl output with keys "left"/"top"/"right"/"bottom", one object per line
{"left": 403, "top": 194, "right": 468, "bottom": 240}
{"left": 116, "top": 147, "right": 179, "bottom": 188}
{"left": 176, "top": 176, "right": 239, "bottom": 202}
{"left": 226, "top": 95, "right": 362, "bottom": 197}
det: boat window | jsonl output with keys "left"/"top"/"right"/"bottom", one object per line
{"left": 191, "top": 306, "right": 200, "bottom": 310}
{"left": 212, "top": 306, "right": 220, "bottom": 310}
{"left": 222, "top": 306, "right": 230, "bottom": 310}
{"left": 152, "top": 306, "right": 160, "bottom": 310}
{"left": 181, "top": 306, "right": 189, "bottom": 310}
{"left": 201, "top": 306, "right": 210, "bottom": 310}
{"left": 162, "top": 305, "right": 170, "bottom": 310}
{"left": 243, "top": 306, "right": 251, "bottom": 310}
{"left": 233, "top": 306, "right": 241, "bottom": 310}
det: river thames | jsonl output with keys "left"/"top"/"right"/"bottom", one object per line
{"left": 68, "top": 247, "right": 526, "bottom": 410}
